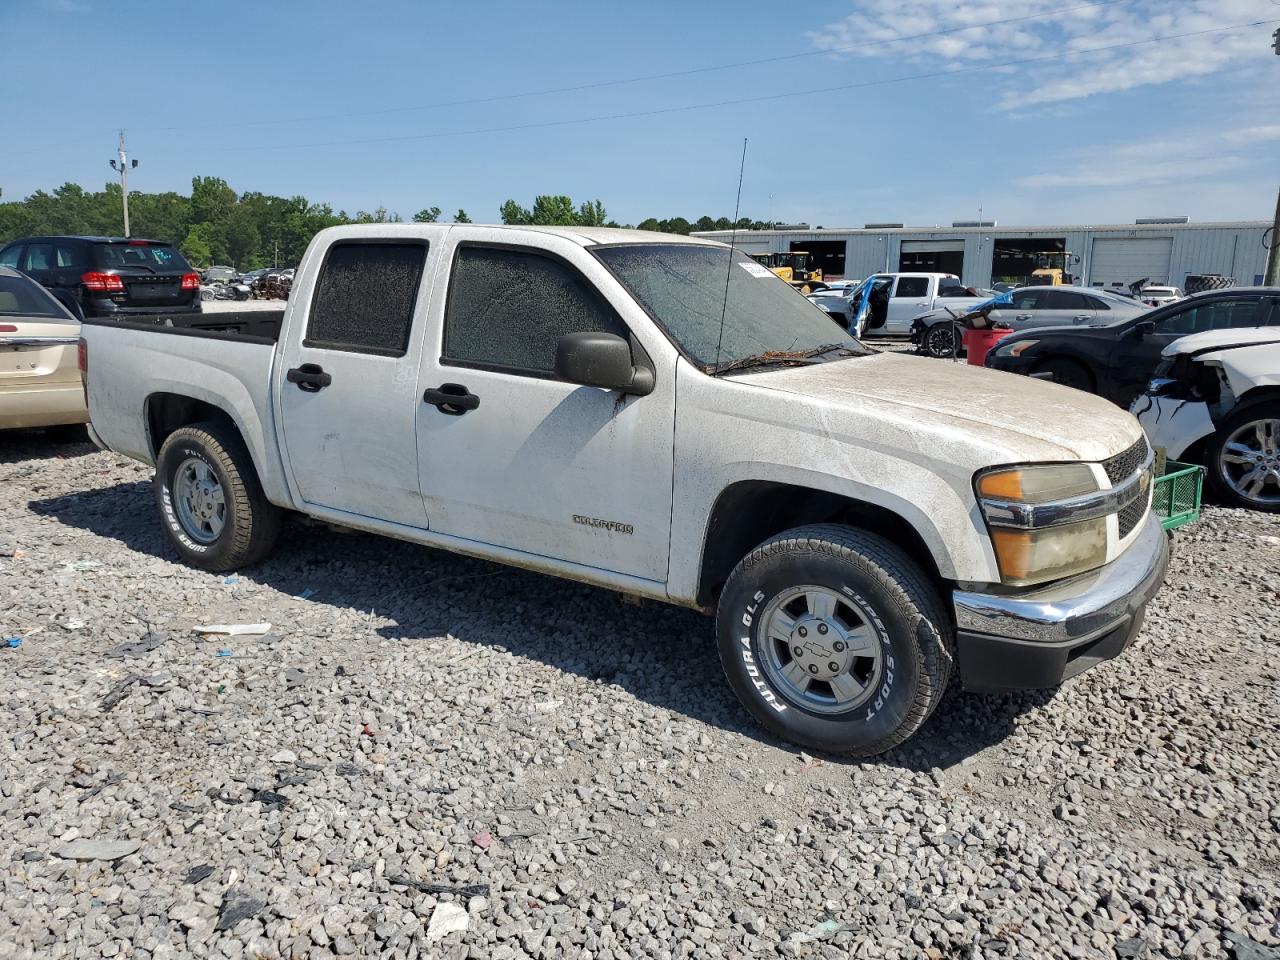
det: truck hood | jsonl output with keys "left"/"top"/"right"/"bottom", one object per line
{"left": 733, "top": 352, "right": 1142, "bottom": 463}
{"left": 1160, "top": 326, "right": 1280, "bottom": 358}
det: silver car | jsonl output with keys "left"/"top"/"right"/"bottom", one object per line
{"left": 912, "top": 286, "right": 1150, "bottom": 359}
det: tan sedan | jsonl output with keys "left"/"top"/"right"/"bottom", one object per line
{"left": 0, "top": 265, "right": 87, "bottom": 433}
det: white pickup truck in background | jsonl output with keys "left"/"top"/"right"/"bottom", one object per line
{"left": 81, "top": 225, "right": 1168, "bottom": 756}
{"left": 811, "top": 272, "right": 989, "bottom": 338}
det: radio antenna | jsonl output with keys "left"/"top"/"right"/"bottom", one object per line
{"left": 714, "top": 137, "right": 748, "bottom": 368}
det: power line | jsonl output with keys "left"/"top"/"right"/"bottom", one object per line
{"left": 191, "top": 19, "right": 1278, "bottom": 157}
{"left": 133, "top": 0, "right": 1132, "bottom": 136}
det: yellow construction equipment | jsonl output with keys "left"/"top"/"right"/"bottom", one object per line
{"left": 1026, "top": 251, "right": 1078, "bottom": 286}
{"left": 751, "top": 252, "right": 826, "bottom": 293}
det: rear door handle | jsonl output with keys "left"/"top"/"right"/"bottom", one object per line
{"left": 286, "top": 363, "right": 331, "bottom": 392}
{"left": 1014, "top": 313, "right": 1033, "bottom": 321}
{"left": 423, "top": 382, "right": 479, "bottom": 415}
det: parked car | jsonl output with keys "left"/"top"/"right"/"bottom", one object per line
{"left": 0, "top": 266, "right": 86, "bottom": 435}
{"left": 0, "top": 236, "right": 201, "bottom": 320}
{"left": 912, "top": 287, "right": 1150, "bottom": 359}
{"left": 986, "top": 288, "right": 1280, "bottom": 406}
{"left": 1132, "top": 327, "right": 1280, "bottom": 512}
{"left": 202, "top": 265, "right": 238, "bottom": 284}
{"left": 1137, "top": 285, "right": 1184, "bottom": 308}
{"left": 82, "top": 224, "right": 1168, "bottom": 757}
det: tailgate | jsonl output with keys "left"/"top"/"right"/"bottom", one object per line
{"left": 0, "top": 321, "right": 81, "bottom": 385}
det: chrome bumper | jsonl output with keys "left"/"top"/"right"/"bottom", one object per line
{"left": 954, "top": 513, "right": 1169, "bottom": 647}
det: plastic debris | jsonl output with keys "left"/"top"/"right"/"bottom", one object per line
{"left": 472, "top": 831, "right": 493, "bottom": 850}
{"left": 55, "top": 839, "right": 141, "bottom": 861}
{"left": 534, "top": 699, "right": 562, "bottom": 713}
{"left": 223, "top": 575, "right": 240, "bottom": 585}
{"left": 106, "top": 630, "right": 168, "bottom": 659}
{"left": 60, "top": 618, "right": 86, "bottom": 631}
{"left": 251, "top": 789, "right": 288, "bottom": 811}
{"left": 216, "top": 649, "right": 232, "bottom": 658}
{"left": 426, "top": 902, "right": 470, "bottom": 942}
{"left": 3, "top": 636, "right": 21, "bottom": 649}
{"left": 100, "top": 675, "right": 140, "bottom": 712}
{"left": 194, "top": 623, "right": 271, "bottom": 637}
{"left": 385, "top": 875, "right": 489, "bottom": 898}
{"left": 296, "top": 587, "right": 316, "bottom": 600}
{"left": 361, "top": 723, "right": 376, "bottom": 737}
{"left": 215, "top": 892, "right": 266, "bottom": 932}
{"left": 184, "top": 864, "right": 215, "bottom": 884}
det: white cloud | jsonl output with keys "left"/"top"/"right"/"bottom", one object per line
{"left": 1015, "top": 125, "right": 1268, "bottom": 189}
{"left": 808, "top": 0, "right": 1279, "bottom": 110}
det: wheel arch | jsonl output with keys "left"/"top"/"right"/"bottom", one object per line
{"left": 694, "top": 480, "right": 951, "bottom": 609}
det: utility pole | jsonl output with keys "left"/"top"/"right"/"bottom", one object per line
{"left": 1266, "top": 185, "right": 1280, "bottom": 287}
{"left": 108, "top": 130, "right": 137, "bottom": 237}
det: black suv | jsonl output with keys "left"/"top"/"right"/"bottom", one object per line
{"left": 985, "top": 288, "right": 1280, "bottom": 407}
{"left": 0, "top": 236, "right": 201, "bottom": 320}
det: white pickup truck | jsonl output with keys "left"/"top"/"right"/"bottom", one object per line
{"left": 81, "top": 225, "right": 1168, "bottom": 756}
{"left": 830, "top": 272, "right": 989, "bottom": 338}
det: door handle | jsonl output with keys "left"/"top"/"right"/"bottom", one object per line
{"left": 1014, "top": 313, "right": 1032, "bottom": 321}
{"left": 286, "top": 363, "right": 332, "bottom": 392}
{"left": 1072, "top": 314, "right": 1091, "bottom": 322}
{"left": 423, "top": 382, "right": 479, "bottom": 415}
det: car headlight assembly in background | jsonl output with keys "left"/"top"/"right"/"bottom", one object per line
{"left": 975, "top": 463, "right": 1111, "bottom": 586}
{"left": 994, "top": 338, "right": 1039, "bottom": 359}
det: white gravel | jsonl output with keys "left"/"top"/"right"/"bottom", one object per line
{"left": 1, "top": 432, "right": 1278, "bottom": 959}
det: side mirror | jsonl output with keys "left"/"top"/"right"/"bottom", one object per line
{"left": 555, "top": 332, "right": 654, "bottom": 397}
{"left": 1135, "top": 320, "right": 1156, "bottom": 338}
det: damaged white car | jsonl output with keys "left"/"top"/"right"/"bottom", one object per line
{"left": 1132, "top": 327, "right": 1280, "bottom": 512}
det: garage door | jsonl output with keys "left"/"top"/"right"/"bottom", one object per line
{"left": 900, "top": 239, "right": 964, "bottom": 274}
{"left": 1089, "top": 237, "right": 1172, "bottom": 287}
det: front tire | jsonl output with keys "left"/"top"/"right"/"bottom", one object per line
{"left": 716, "top": 525, "right": 953, "bottom": 756}
{"left": 922, "top": 322, "right": 960, "bottom": 359}
{"left": 1206, "top": 403, "right": 1280, "bottom": 512}
{"left": 154, "top": 422, "right": 281, "bottom": 570}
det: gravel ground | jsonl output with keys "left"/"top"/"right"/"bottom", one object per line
{"left": 1, "top": 431, "right": 1278, "bottom": 960}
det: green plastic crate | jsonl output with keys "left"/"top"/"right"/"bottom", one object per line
{"left": 1152, "top": 459, "right": 1204, "bottom": 531}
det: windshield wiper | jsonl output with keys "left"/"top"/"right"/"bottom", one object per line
{"left": 706, "top": 342, "right": 861, "bottom": 375}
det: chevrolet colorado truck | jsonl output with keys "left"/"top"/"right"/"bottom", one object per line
{"left": 80, "top": 225, "right": 1169, "bottom": 756}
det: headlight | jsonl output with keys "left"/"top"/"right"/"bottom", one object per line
{"left": 977, "top": 463, "right": 1099, "bottom": 502}
{"left": 994, "top": 338, "right": 1038, "bottom": 358}
{"left": 976, "top": 463, "right": 1108, "bottom": 586}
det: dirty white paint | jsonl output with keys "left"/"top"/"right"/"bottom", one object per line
{"left": 85, "top": 224, "right": 1149, "bottom": 611}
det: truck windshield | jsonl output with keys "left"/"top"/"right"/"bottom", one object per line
{"left": 594, "top": 243, "right": 865, "bottom": 369}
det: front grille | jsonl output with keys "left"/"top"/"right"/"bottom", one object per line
{"left": 1103, "top": 436, "right": 1149, "bottom": 486}
{"left": 1117, "top": 489, "right": 1149, "bottom": 539}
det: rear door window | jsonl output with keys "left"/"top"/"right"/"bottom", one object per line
{"left": 21, "top": 243, "right": 54, "bottom": 273}
{"left": 894, "top": 277, "right": 930, "bottom": 298}
{"left": 443, "top": 245, "right": 627, "bottom": 376}
{"left": 0, "top": 246, "right": 23, "bottom": 269}
{"left": 305, "top": 241, "right": 428, "bottom": 357}
{"left": 1040, "top": 290, "right": 1091, "bottom": 310}
{"left": 1157, "top": 298, "right": 1259, "bottom": 335}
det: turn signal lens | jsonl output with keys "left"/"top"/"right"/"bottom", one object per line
{"left": 990, "top": 519, "right": 1108, "bottom": 586}
{"left": 998, "top": 339, "right": 1039, "bottom": 358}
{"left": 977, "top": 463, "right": 1098, "bottom": 503}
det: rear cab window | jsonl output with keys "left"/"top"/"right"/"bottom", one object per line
{"left": 443, "top": 245, "right": 628, "bottom": 377}
{"left": 305, "top": 241, "right": 428, "bottom": 357}
{"left": 894, "top": 277, "right": 930, "bottom": 298}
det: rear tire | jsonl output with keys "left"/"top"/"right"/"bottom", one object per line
{"left": 154, "top": 421, "right": 281, "bottom": 570}
{"left": 1034, "top": 356, "right": 1095, "bottom": 393}
{"left": 716, "top": 524, "right": 953, "bottom": 756}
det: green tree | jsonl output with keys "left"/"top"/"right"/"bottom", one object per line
{"left": 454, "top": 209, "right": 472, "bottom": 223}
{"left": 529, "top": 195, "right": 577, "bottom": 225}
{"left": 637, "top": 218, "right": 661, "bottom": 232}
{"left": 413, "top": 206, "right": 442, "bottom": 223}
{"left": 576, "top": 199, "right": 608, "bottom": 227}
{"left": 499, "top": 199, "right": 532, "bottom": 224}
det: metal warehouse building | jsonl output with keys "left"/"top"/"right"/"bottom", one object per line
{"left": 690, "top": 219, "right": 1271, "bottom": 291}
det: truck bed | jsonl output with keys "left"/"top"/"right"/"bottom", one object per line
{"left": 82, "top": 310, "right": 284, "bottom": 344}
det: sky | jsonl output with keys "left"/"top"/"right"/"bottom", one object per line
{"left": 1, "top": 0, "right": 1278, "bottom": 228}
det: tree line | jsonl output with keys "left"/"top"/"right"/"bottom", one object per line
{"left": 0, "top": 178, "right": 770, "bottom": 268}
